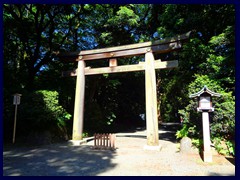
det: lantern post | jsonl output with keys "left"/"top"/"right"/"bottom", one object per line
{"left": 190, "top": 86, "right": 220, "bottom": 162}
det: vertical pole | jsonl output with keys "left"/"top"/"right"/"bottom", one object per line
{"left": 144, "top": 52, "right": 160, "bottom": 149}
{"left": 202, "top": 111, "right": 212, "bottom": 162}
{"left": 13, "top": 104, "right": 18, "bottom": 144}
{"left": 72, "top": 60, "right": 85, "bottom": 140}
{"left": 94, "top": 134, "right": 96, "bottom": 147}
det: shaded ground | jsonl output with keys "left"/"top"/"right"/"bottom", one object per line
{"left": 3, "top": 123, "right": 235, "bottom": 176}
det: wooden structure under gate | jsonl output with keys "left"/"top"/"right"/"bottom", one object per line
{"left": 94, "top": 133, "right": 116, "bottom": 150}
{"left": 58, "top": 31, "right": 191, "bottom": 149}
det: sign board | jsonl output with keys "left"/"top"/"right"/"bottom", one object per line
{"left": 13, "top": 94, "right": 21, "bottom": 105}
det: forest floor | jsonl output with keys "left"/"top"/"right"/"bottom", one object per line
{"left": 3, "top": 123, "right": 235, "bottom": 176}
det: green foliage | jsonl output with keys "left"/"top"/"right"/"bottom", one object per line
{"left": 177, "top": 73, "right": 235, "bottom": 154}
{"left": 108, "top": 6, "right": 140, "bottom": 27}
{"left": 209, "top": 26, "right": 233, "bottom": 48}
{"left": 106, "top": 112, "right": 116, "bottom": 125}
{"left": 212, "top": 91, "right": 235, "bottom": 139}
{"left": 175, "top": 20, "right": 234, "bottom": 154}
{"left": 174, "top": 11, "right": 235, "bottom": 152}
{"left": 176, "top": 123, "right": 197, "bottom": 139}
{"left": 213, "top": 137, "right": 235, "bottom": 156}
{"left": 226, "top": 140, "right": 235, "bottom": 156}
{"left": 36, "top": 90, "right": 72, "bottom": 126}
{"left": 186, "top": 75, "right": 235, "bottom": 140}
{"left": 175, "top": 124, "right": 189, "bottom": 139}
{"left": 82, "top": 132, "right": 89, "bottom": 138}
{"left": 18, "top": 90, "right": 72, "bottom": 139}
{"left": 188, "top": 74, "right": 222, "bottom": 94}
{"left": 191, "top": 138, "right": 203, "bottom": 152}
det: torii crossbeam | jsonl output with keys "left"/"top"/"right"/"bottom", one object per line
{"left": 58, "top": 31, "right": 191, "bottom": 150}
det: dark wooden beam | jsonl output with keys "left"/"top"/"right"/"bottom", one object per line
{"left": 57, "top": 31, "right": 191, "bottom": 61}
{"left": 77, "top": 42, "right": 181, "bottom": 61}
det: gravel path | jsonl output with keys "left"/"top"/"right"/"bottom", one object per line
{"left": 3, "top": 123, "right": 235, "bottom": 176}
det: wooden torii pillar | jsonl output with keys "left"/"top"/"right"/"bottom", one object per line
{"left": 58, "top": 32, "right": 191, "bottom": 149}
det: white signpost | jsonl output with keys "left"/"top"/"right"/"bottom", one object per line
{"left": 13, "top": 93, "right": 22, "bottom": 144}
{"left": 190, "top": 86, "right": 220, "bottom": 162}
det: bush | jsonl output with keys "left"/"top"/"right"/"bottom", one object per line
{"left": 175, "top": 124, "right": 189, "bottom": 139}
{"left": 177, "top": 75, "right": 235, "bottom": 155}
{"left": 17, "top": 90, "right": 72, "bottom": 141}
{"left": 191, "top": 138, "right": 203, "bottom": 152}
{"left": 213, "top": 137, "right": 235, "bottom": 156}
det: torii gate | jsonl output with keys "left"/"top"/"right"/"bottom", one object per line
{"left": 58, "top": 32, "right": 191, "bottom": 150}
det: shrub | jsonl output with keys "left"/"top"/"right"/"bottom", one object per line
{"left": 18, "top": 90, "right": 72, "bottom": 141}
{"left": 177, "top": 75, "right": 235, "bottom": 155}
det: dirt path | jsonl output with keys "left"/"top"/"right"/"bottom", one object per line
{"left": 3, "top": 123, "right": 235, "bottom": 176}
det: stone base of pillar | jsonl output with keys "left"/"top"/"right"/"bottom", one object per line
{"left": 68, "top": 137, "right": 94, "bottom": 146}
{"left": 203, "top": 151, "right": 212, "bottom": 162}
{"left": 68, "top": 140, "right": 87, "bottom": 146}
{"left": 144, "top": 144, "right": 162, "bottom": 151}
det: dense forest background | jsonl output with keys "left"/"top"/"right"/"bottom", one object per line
{"left": 3, "top": 4, "right": 235, "bottom": 155}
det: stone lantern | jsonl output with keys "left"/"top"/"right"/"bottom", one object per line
{"left": 190, "top": 85, "right": 220, "bottom": 162}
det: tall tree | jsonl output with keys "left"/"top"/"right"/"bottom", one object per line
{"left": 4, "top": 4, "right": 84, "bottom": 90}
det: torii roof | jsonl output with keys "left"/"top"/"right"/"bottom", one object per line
{"left": 189, "top": 85, "right": 221, "bottom": 98}
{"left": 57, "top": 31, "right": 191, "bottom": 62}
